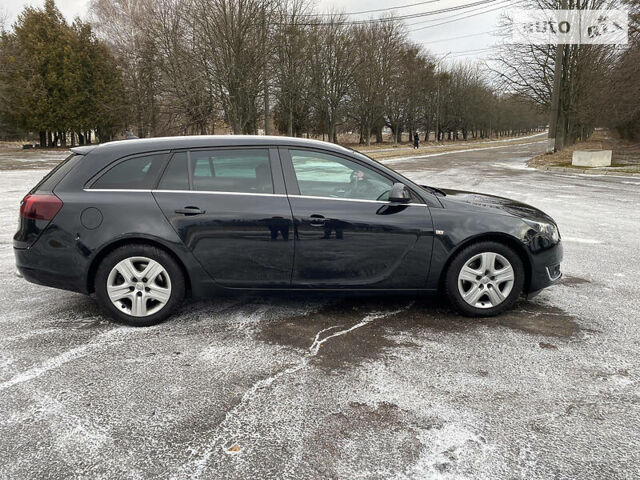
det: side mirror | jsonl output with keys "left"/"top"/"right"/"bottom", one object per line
{"left": 389, "top": 183, "right": 411, "bottom": 203}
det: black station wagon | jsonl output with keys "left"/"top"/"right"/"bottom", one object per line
{"left": 14, "top": 136, "right": 563, "bottom": 326}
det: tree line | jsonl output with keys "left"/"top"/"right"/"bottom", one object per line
{"left": 1, "top": 0, "right": 545, "bottom": 146}
{"left": 89, "top": 0, "right": 544, "bottom": 144}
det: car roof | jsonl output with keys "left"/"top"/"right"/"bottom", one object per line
{"left": 70, "top": 135, "right": 355, "bottom": 157}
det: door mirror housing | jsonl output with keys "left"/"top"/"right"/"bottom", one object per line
{"left": 389, "top": 183, "right": 411, "bottom": 203}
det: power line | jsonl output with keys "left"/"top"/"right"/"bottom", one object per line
{"left": 405, "top": 0, "right": 511, "bottom": 28}
{"left": 449, "top": 50, "right": 492, "bottom": 58}
{"left": 444, "top": 46, "right": 494, "bottom": 55}
{"left": 408, "top": 1, "right": 524, "bottom": 59}
{"left": 294, "top": 0, "right": 441, "bottom": 17}
{"left": 286, "top": 0, "right": 499, "bottom": 26}
{"left": 419, "top": 29, "right": 495, "bottom": 44}
{"left": 346, "top": 0, "right": 498, "bottom": 25}
{"left": 409, "top": 0, "right": 520, "bottom": 32}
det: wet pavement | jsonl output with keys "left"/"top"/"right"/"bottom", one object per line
{"left": 1, "top": 140, "right": 640, "bottom": 478}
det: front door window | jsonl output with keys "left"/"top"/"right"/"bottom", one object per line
{"left": 289, "top": 150, "right": 393, "bottom": 201}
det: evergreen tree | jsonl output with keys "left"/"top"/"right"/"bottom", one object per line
{"left": 0, "top": 0, "right": 124, "bottom": 145}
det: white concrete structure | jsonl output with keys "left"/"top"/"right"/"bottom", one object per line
{"left": 572, "top": 150, "right": 612, "bottom": 167}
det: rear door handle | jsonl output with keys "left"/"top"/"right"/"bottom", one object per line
{"left": 309, "top": 214, "right": 326, "bottom": 226}
{"left": 175, "top": 206, "right": 205, "bottom": 216}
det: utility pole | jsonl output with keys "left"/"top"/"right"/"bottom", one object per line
{"left": 263, "top": 5, "right": 271, "bottom": 136}
{"left": 434, "top": 53, "right": 450, "bottom": 143}
{"left": 264, "top": 74, "right": 271, "bottom": 135}
{"left": 549, "top": 0, "right": 568, "bottom": 152}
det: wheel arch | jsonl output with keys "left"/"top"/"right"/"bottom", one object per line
{"left": 87, "top": 237, "right": 192, "bottom": 295}
{"left": 438, "top": 232, "right": 532, "bottom": 293}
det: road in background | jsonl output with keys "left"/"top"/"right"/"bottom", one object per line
{"left": 1, "top": 140, "right": 639, "bottom": 479}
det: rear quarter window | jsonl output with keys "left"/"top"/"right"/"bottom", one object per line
{"left": 31, "top": 154, "right": 82, "bottom": 194}
{"left": 91, "top": 153, "right": 168, "bottom": 190}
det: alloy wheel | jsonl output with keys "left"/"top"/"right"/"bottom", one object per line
{"left": 106, "top": 256, "right": 172, "bottom": 317}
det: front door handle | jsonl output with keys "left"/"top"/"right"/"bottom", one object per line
{"left": 175, "top": 206, "right": 205, "bottom": 216}
{"left": 309, "top": 214, "right": 326, "bottom": 226}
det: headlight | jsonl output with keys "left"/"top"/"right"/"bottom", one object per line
{"left": 524, "top": 219, "right": 560, "bottom": 243}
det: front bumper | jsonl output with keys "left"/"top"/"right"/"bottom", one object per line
{"left": 527, "top": 240, "right": 563, "bottom": 294}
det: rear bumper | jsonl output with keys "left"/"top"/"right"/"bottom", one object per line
{"left": 14, "top": 246, "right": 88, "bottom": 294}
{"left": 527, "top": 240, "right": 564, "bottom": 293}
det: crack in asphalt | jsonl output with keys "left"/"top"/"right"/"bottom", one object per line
{"left": 178, "top": 304, "right": 413, "bottom": 479}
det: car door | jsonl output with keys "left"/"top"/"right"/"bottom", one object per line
{"left": 280, "top": 148, "right": 434, "bottom": 289}
{"left": 152, "top": 147, "right": 294, "bottom": 288}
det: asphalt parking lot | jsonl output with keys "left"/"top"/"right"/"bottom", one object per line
{"left": 1, "top": 139, "right": 639, "bottom": 479}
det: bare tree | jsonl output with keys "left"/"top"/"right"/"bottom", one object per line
{"left": 307, "top": 14, "right": 358, "bottom": 143}
{"left": 272, "top": 0, "right": 312, "bottom": 137}
{"left": 151, "top": 0, "right": 215, "bottom": 134}
{"left": 603, "top": 0, "right": 640, "bottom": 137}
{"left": 349, "top": 20, "right": 406, "bottom": 145}
{"left": 401, "top": 44, "right": 434, "bottom": 141}
{"left": 90, "top": 0, "right": 160, "bottom": 137}
{"left": 191, "top": 0, "right": 276, "bottom": 134}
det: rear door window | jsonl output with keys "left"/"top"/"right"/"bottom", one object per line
{"left": 91, "top": 153, "right": 167, "bottom": 190}
{"left": 190, "top": 149, "right": 273, "bottom": 194}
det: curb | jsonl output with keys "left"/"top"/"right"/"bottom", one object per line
{"left": 531, "top": 165, "right": 640, "bottom": 177}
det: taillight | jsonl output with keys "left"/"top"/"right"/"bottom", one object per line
{"left": 19, "top": 194, "right": 63, "bottom": 220}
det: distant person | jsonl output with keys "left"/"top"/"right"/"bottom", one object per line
{"left": 413, "top": 132, "right": 419, "bottom": 149}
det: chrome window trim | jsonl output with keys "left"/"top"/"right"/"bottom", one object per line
{"left": 288, "top": 194, "right": 428, "bottom": 207}
{"left": 82, "top": 188, "right": 427, "bottom": 207}
{"left": 289, "top": 194, "right": 383, "bottom": 204}
{"left": 83, "top": 189, "right": 154, "bottom": 193}
{"left": 84, "top": 188, "right": 284, "bottom": 197}
{"left": 153, "top": 189, "right": 286, "bottom": 197}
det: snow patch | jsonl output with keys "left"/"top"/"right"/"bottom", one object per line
{"left": 561, "top": 237, "right": 604, "bottom": 245}
{"left": 395, "top": 422, "right": 491, "bottom": 479}
{"left": 0, "top": 327, "right": 128, "bottom": 392}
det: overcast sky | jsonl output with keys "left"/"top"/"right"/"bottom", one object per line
{"left": 2, "top": 0, "right": 509, "bottom": 63}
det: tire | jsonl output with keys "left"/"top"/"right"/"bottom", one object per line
{"left": 444, "top": 241, "right": 525, "bottom": 317}
{"left": 95, "top": 244, "right": 185, "bottom": 326}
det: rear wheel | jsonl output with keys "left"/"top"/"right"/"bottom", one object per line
{"left": 445, "top": 241, "right": 524, "bottom": 317}
{"left": 95, "top": 244, "right": 185, "bottom": 326}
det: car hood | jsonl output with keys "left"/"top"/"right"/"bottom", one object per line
{"left": 428, "top": 187, "right": 556, "bottom": 224}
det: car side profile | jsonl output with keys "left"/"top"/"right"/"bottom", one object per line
{"left": 14, "top": 136, "right": 563, "bottom": 326}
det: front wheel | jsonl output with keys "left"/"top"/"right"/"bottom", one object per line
{"left": 95, "top": 244, "right": 185, "bottom": 326}
{"left": 445, "top": 241, "right": 525, "bottom": 317}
